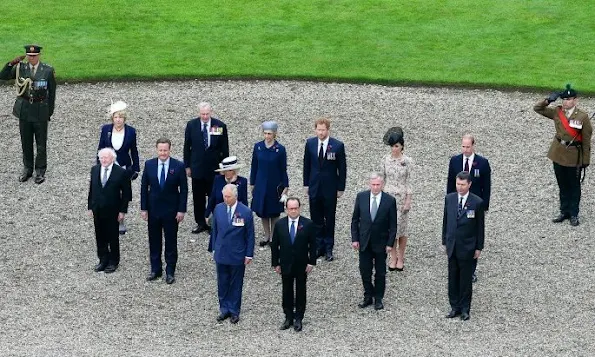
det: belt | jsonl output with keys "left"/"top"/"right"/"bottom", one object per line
{"left": 556, "top": 137, "right": 581, "bottom": 147}
{"left": 20, "top": 96, "right": 46, "bottom": 104}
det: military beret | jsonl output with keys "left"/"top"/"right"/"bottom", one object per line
{"left": 24, "top": 44, "right": 42, "bottom": 55}
{"left": 383, "top": 126, "right": 404, "bottom": 145}
{"left": 560, "top": 84, "right": 578, "bottom": 99}
{"left": 262, "top": 120, "right": 278, "bottom": 132}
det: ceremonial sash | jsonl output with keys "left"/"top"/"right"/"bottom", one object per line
{"left": 557, "top": 108, "right": 582, "bottom": 141}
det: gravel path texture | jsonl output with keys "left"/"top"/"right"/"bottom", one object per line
{"left": 0, "top": 80, "right": 593, "bottom": 357}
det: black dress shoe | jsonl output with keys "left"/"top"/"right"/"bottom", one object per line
{"left": 280, "top": 318, "right": 293, "bottom": 330}
{"left": 570, "top": 216, "right": 580, "bottom": 226}
{"left": 472, "top": 273, "right": 478, "bottom": 283}
{"left": 552, "top": 213, "right": 569, "bottom": 223}
{"left": 325, "top": 254, "right": 334, "bottom": 262}
{"left": 374, "top": 301, "right": 384, "bottom": 310}
{"left": 94, "top": 262, "right": 108, "bottom": 272}
{"left": 34, "top": 174, "right": 45, "bottom": 184}
{"left": 445, "top": 310, "right": 461, "bottom": 318}
{"left": 460, "top": 312, "right": 470, "bottom": 321}
{"left": 230, "top": 315, "right": 240, "bottom": 324}
{"left": 293, "top": 319, "right": 302, "bottom": 332}
{"left": 19, "top": 171, "right": 33, "bottom": 182}
{"left": 358, "top": 298, "right": 373, "bottom": 308}
{"left": 191, "top": 225, "right": 206, "bottom": 234}
{"left": 146, "top": 271, "right": 163, "bottom": 281}
{"left": 388, "top": 266, "right": 397, "bottom": 272}
{"left": 104, "top": 264, "right": 118, "bottom": 274}
{"left": 165, "top": 274, "right": 175, "bottom": 284}
{"left": 216, "top": 312, "right": 231, "bottom": 322}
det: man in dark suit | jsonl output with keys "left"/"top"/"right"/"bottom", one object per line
{"left": 446, "top": 134, "right": 491, "bottom": 282}
{"left": 0, "top": 45, "right": 56, "bottom": 184}
{"left": 270, "top": 197, "right": 317, "bottom": 332}
{"left": 303, "top": 117, "right": 347, "bottom": 262}
{"left": 184, "top": 102, "right": 229, "bottom": 234}
{"left": 351, "top": 173, "right": 397, "bottom": 311}
{"left": 141, "top": 138, "right": 188, "bottom": 284}
{"left": 442, "top": 171, "right": 485, "bottom": 321}
{"left": 87, "top": 148, "right": 132, "bottom": 273}
{"left": 208, "top": 184, "right": 255, "bottom": 324}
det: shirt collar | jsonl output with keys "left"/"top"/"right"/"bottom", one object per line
{"left": 463, "top": 153, "right": 475, "bottom": 162}
{"left": 159, "top": 158, "right": 170, "bottom": 166}
{"left": 102, "top": 163, "right": 114, "bottom": 171}
{"left": 318, "top": 137, "right": 329, "bottom": 147}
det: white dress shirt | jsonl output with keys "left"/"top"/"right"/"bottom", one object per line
{"left": 101, "top": 163, "right": 113, "bottom": 181}
{"left": 463, "top": 153, "right": 475, "bottom": 171}
{"left": 458, "top": 192, "right": 469, "bottom": 209}
{"left": 318, "top": 137, "right": 330, "bottom": 156}
{"left": 288, "top": 217, "right": 300, "bottom": 232}
{"left": 201, "top": 119, "right": 211, "bottom": 146}
{"left": 158, "top": 158, "right": 170, "bottom": 183}
{"left": 370, "top": 192, "right": 382, "bottom": 214}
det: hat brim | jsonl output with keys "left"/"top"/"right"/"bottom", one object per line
{"left": 25, "top": 52, "right": 40, "bottom": 56}
{"left": 215, "top": 164, "right": 244, "bottom": 172}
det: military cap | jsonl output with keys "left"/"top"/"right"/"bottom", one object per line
{"left": 560, "top": 84, "right": 578, "bottom": 99}
{"left": 383, "top": 126, "right": 404, "bottom": 145}
{"left": 24, "top": 45, "right": 42, "bottom": 55}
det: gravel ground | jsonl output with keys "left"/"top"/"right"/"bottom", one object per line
{"left": 0, "top": 80, "right": 593, "bottom": 357}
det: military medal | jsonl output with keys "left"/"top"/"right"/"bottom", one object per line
{"left": 466, "top": 210, "right": 475, "bottom": 218}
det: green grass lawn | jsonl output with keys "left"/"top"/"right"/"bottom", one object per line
{"left": 1, "top": 0, "right": 593, "bottom": 91}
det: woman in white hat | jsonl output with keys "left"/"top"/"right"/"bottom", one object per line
{"left": 97, "top": 100, "right": 140, "bottom": 234}
{"left": 204, "top": 156, "right": 249, "bottom": 223}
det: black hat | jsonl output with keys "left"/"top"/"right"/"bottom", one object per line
{"left": 560, "top": 84, "right": 578, "bottom": 99}
{"left": 24, "top": 44, "right": 42, "bottom": 55}
{"left": 383, "top": 126, "right": 404, "bottom": 145}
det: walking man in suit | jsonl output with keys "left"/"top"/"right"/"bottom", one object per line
{"left": 446, "top": 134, "right": 491, "bottom": 282}
{"left": 87, "top": 148, "right": 132, "bottom": 273}
{"left": 141, "top": 138, "right": 188, "bottom": 284}
{"left": 208, "top": 184, "right": 255, "bottom": 324}
{"left": 270, "top": 197, "right": 317, "bottom": 332}
{"left": 443, "top": 171, "right": 485, "bottom": 321}
{"left": 0, "top": 45, "right": 56, "bottom": 184}
{"left": 303, "top": 117, "right": 347, "bottom": 261}
{"left": 351, "top": 173, "right": 397, "bottom": 311}
{"left": 184, "top": 102, "right": 229, "bottom": 234}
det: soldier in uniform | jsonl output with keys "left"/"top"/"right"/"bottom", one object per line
{"left": 534, "top": 84, "right": 592, "bottom": 226}
{"left": 0, "top": 45, "right": 56, "bottom": 184}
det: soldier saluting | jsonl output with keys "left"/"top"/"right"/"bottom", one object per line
{"left": 0, "top": 45, "right": 56, "bottom": 184}
{"left": 534, "top": 84, "right": 592, "bottom": 226}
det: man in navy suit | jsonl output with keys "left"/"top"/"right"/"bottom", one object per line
{"left": 351, "top": 173, "right": 397, "bottom": 311}
{"left": 140, "top": 138, "right": 188, "bottom": 284}
{"left": 303, "top": 118, "right": 347, "bottom": 261}
{"left": 442, "top": 171, "right": 485, "bottom": 321}
{"left": 446, "top": 134, "right": 491, "bottom": 282}
{"left": 208, "top": 184, "right": 255, "bottom": 324}
{"left": 270, "top": 197, "right": 317, "bottom": 332}
{"left": 184, "top": 102, "right": 229, "bottom": 234}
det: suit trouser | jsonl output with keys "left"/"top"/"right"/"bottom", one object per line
{"left": 148, "top": 215, "right": 178, "bottom": 275}
{"left": 448, "top": 255, "right": 474, "bottom": 313}
{"left": 93, "top": 208, "right": 120, "bottom": 265}
{"left": 553, "top": 163, "right": 581, "bottom": 217}
{"left": 19, "top": 118, "right": 48, "bottom": 173}
{"left": 282, "top": 271, "right": 307, "bottom": 320}
{"left": 192, "top": 177, "right": 214, "bottom": 224}
{"left": 216, "top": 263, "right": 246, "bottom": 316}
{"left": 359, "top": 247, "right": 387, "bottom": 301}
{"left": 309, "top": 195, "right": 337, "bottom": 254}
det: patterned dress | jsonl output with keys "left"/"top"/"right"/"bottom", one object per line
{"left": 381, "top": 154, "right": 413, "bottom": 237}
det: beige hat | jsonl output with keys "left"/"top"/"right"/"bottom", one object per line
{"left": 108, "top": 100, "right": 127, "bottom": 116}
{"left": 215, "top": 156, "right": 244, "bottom": 172}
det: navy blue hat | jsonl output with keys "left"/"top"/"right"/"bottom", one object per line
{"left": 24, "top": 44, "right": 42, "bottom": 55}
{"left": 560, "top": 84, "right": 578, "bottom": 99}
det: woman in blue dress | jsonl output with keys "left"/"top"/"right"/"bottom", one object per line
{"left": 204, "top": 156, "right": 248, "bottom": 225}
{"left": 250, "top": 121, "right": 289, "bottom": 247}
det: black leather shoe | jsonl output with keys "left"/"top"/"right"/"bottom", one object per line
{"left": 34, "top": 174, "right": 45, "bottom": 184}
{"left": 146, "top": 271, "right": 162, "bottom": 281}
{"left": 358, "top": 298, "right": 373, "bottom": 308}
{"left": 325, "top": 254, "right": 334, "bottom": 262}
{"left": 552, "top": 214, "right": 569, "bottom": 223}
{"left": 472, "top": 273, "right": 478, "bottom": 283}
{"left": 388, "top": 266, "right": 397, "bottom": 272}
{"left": 94, "top": 262, "right": 108, "bottom": 272}
{"left": 570, "top": 216, "right": 580, "bottom": 226}
{"left": 216, "top": 312, "right": 230, "bottom": 322}
{"left": 374, "top": 301, "right": 384, "bottom": 310}
{"left": 293, "top": 319, "right": 303, "bottom": 332}
{"left": 280, "top": 318, "right": 293, "bottom": 330}
{"left": 460, "top": 312, "right": 470, "bottom": 321}
{"left": 230, "top": 315, "right": 240, "bottom": 324}
{"left": 19, "top": 170, "right": 33, "bottom": 182}
{"left": 445, "top": 310, "right": 461, "bottom": 318}
{"left": 191, "top": 225, "right": 207, "bottom": 234}
{"left": 104, "top": 264, "right": 118, "bottom": 274}
{"left": 165, "top": 275, "right": 175, "bottom": 284}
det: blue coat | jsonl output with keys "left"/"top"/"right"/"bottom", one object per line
{"left": 183, "top": 117, "right": 229, "bottom": 179}
{"left": 140, "top": 157, "right": 188, "bottom": 218}
{"left": 250, "top": 140, "right": 289, "bottom": 217}
{"left": 303, "top": 137, "right": 347, "bottom": 198}
{"left": 205, "top": 175, "right": 248, "bottom": 218}
{"left": 446, "top": 153, "right": 492, "bottom": 211}
{"left": 208, "top": 202, "right": 255, "bottom": 266}
{"left": 97, "top": 124, "right": 140, "bottom": 174}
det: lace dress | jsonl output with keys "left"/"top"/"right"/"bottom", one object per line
{"left": 380, "top": 154, "right": 413, "bottom": 237}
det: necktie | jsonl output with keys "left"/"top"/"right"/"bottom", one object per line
{"left": 464, "top": 157, "right": 470, "bottom": 172}
{"left": 31, "top": 65, "right": 36, "bottom": 76}
{"left": 101, "top": 167, "right": 108, "bottom": 187}
{"left": 371, "top": 195, "right": 378, "bottom": 220}
{"left": 202, "top": 123, "right": 209, "bottom": 148}
{"left": 228, "top": 206, "right": 232, "bottom": 223}
{"left": 458, "top": 196, "right": 463, "bottom": 216}
{"left": 318, "top": 142, "right": 324, "bottom": 164}
{"left": 290, "top": 220, "right": 296, "bottom": 243}
{"left": 160, "top": 163, "right": 166, "bottom": 188}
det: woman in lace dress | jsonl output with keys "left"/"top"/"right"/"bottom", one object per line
{"left": 381, "top": 130, "right": 413, "bottom": 271}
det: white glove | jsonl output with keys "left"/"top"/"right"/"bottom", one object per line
{"left": 279, "top": 194, "right": 288, "bottom": 203}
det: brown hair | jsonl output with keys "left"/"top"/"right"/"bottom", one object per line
{"left": 314, "top": 117, "right": 331, "bottom": 129}
{"left": 156, "top": 137, "right": 172, "bottom": 148}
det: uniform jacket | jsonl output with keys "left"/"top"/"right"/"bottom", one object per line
{"left": 534, "top": 100, "right": 592, "bottom": 166}
{"left": 140, "top": 157, "right": 188, "bottom": 218}
{"left": 208, "top": 202, "right": 255, "bottom": 266}
{"left": 270, "top": 216, "right": 317, "bottom": 275}
{"left": 446, "top": 153, "right": 492, "bottom": 211}
{"left": 183, "top": 117, "right": 229, "bottom": 179}
{"left": 350, "top": 190, "right": 397, "bottom": 253}
{"left": 442, "top": 192, "right": 485, "bottom": 260}
{"left": 97, "top": 124, "right": 140, "bottom": 174}
{"left": 87, "top": 164, "right": 131, "bottom": 213}
{"left": 303, "top": 136, "right": 347, "bottom": 198}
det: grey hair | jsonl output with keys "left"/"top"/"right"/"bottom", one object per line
{"left": 369, "top": 172, "right": 384, "bottom": 182}
{"left": 222, "top": 183, "right": 238, "bottom": 197}
{"left": 97, "top": 147, "right": 117, "bottom": 160}
{"left": 198, "top": 102, "right": 212, "bottom": 112}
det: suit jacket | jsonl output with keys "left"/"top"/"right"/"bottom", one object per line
{"left": 208, "top": 202, "right": 255, "bottom": 266}
{"left": 534, "top": 100, "right": 592, "bottom": 166}
{"left": 0, "top": 60, "right": 56, "bottom": 121}
{"left": 183, "top": 117, "right": 230, "bottom": 179}
{"left": 350, "top": 191, "right": 397, "bottom": 253}
{"left": 87, "top": 164, "right": 131, "bottom": 213}
{"left": 442, "top": 192, "right": 485, "bottom": 260}
{"left": 303, "top": 137, "right": 347, "bottom": 198}
{"left": 447, "top": 153, "right": 492, "bottom": 210}
{"left": 270, "top": 216, "right": 317, "bottom": 275}
{"left": 97, "top": 124, "right": 140, "bottom": 174}
{"left": 140, "top": 157, "right": 188, "bottom": 218}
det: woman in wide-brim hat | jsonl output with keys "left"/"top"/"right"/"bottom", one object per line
{"left": 97, "top": 100, "right": 140, "bottom": 235}
{"left": 204, "top": 156, "right": 249, "bottom": 224}
{"left": 380, "top": 127, "right": 414, "bottom": 271}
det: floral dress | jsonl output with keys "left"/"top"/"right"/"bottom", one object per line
{"left": 381, "top": 154, "right": 413, "bottom": 237}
